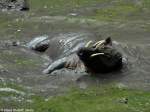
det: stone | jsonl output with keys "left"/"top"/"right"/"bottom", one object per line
{"left": 27, "top": 36, "right": 50, "bottom": 52}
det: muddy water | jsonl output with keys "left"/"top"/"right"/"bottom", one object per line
{"left": 0, "top": 13, "right": 150, "bottom": 97}
{"left": 44, "top": 28, "right": 150, "bottom": 92}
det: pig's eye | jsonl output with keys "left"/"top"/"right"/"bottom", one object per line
{"left": 79, "top": 52, "right": 83, "bottom": 56}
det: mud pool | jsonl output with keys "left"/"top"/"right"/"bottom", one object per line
{"left": 0, "top": 0, "right": 150, "bottom": 106}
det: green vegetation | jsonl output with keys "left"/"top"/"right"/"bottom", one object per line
{"left": 0, "top": 0, "right": 150, "bottom": 38}
{"left": 32, "top": 86, "right": 150, "bottom": 112}
{"left": 1, "top": 84, "right": 150, "bottom": 112}
{"left": 29, "top": 0, "right": 150, "bottom": 21}
{"left": 93, "top": 2, "right": 143, "bottom": 21}
{"left": 0, "top": 81, "right": 25, "bottom": 92}
{"left": 0, "top": 82, "right": 31, "bottom": 109}
{"left": 30, "top": 0, "right": 109, "bottom": 15}
{"left": 143, "top": 0, "right": 150, "bottom": 8}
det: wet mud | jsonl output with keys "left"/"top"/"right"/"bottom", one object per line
{"left": 0, "top": 0, "right": 150, "bottom": 98}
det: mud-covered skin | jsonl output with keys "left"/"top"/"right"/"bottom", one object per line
{"left": 43, "top": 54, "right": 84, "bottom": 74}
{"left": 77, "top": 37, "right": 122, "bottom": 73}
{"left": 77, "top": 47, "right": 122, "bottom": 73}
{"left": 43, "top": 37, "right": 123, "bottom": 74}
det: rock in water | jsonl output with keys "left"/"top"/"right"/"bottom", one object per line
{"left": 27, "top": 36, "right": 50, "bottom": 52}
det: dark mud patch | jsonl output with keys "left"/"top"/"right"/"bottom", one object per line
{"left": 0, "top": 0, "right": 29, "bottom": 11}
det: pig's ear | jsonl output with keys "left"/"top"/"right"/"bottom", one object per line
{"left": 105, "top": 37, "right": 112, "bottom": 46}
